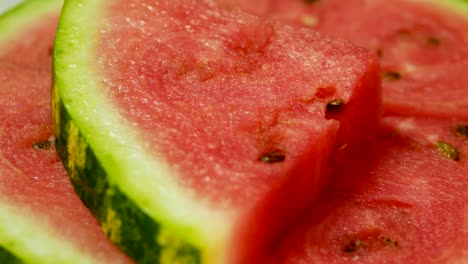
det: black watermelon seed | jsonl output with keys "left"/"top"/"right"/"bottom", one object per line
{"left": 455, "top": 125, "right": 468, "bottom": 138}
{"left": 33, "top": 140, "right": 51, "bottom": 150}
{"left": 343, "top": 239, "right": 362, "bottom": 253}
{"left": 259, "top": 149, "right": 286, "bottom": 163}
{"left": 326, "top": 99, "right": 345, "bottom": 116}
{"left": 383, "top": 71, "right": 402, "bottom": 81}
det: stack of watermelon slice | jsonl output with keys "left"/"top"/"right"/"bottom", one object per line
{"left": 0, "top": 0, "right": 466, "bottom": 263}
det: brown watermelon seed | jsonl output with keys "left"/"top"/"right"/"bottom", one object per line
{"left": 343, "top": 239, "right": 362, "bottom": 253}
{"left": 326, "top": 99, "right": 345, "bottom": 115}
{"left": 383, "top": 71, "right": 402, "bottom": 81}
{"left": 427, "top": 37, "right": 441, "bottom": 46}
{"left": 455, "top": 125, "right": 468, "bottom": 138}
{"left": 259, "top": 149, "right": 286, "bottom": 163}
{"left": 304, "top": 0, "right": 319, "bottom": 3}
{"left": 32, "top": 140, "right": 51, "bottom": 150}
{"left": 436, "top": 141, "right": 460, "bottom": 161}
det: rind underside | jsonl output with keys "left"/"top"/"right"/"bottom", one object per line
{"left": 52, "top": 84, "right": 201, "bottom": 264}
{"left": 0, "top": 246, "right": 23, "bottom": 264}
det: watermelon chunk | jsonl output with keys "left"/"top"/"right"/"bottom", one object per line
{"left": 0, "top": 1, "right": 132, "bottom": 263}
{"left": 53, "top": 0, "right": 381, "bottom": 262}
{"left": 270, "top": 117, "right": 467, "bottom": 263}
{"left": 226, "top": 0, "right": 468, "bottom": 119}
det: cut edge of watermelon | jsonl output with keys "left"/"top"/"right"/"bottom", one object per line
{"left": 54, "top": 0, "right": 231, "bottom": 259}
{"left": 0, "top": 0, "right": 63, "bottom": 47}
{"left": 0, "top": 199, "right": 98, "bottom": 264}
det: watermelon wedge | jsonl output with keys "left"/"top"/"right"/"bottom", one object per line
{"left": 226, "top": 0, "right": 468, "bottom": 119}
{"left": 53, "top": 0, "right": 381, "bottom": 262}
{"left": 269, "top": 117, "right": 467, "bottom": 263}
{"left": 0, "top": 1, "right": 133, "bottom": 263}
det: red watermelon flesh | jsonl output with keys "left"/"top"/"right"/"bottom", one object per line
{"left": 100, "top": 0, "right": 380, "bottom": 204}
{"left": 96, "top": 0, "right": 380, "bottom": 261}
{"left": 225, "top": 0, "right": 468, "bottom": 119}
{"left": 0, "top": 15, "right": 58, "bottom": 69}
{"left": 0, "top": 10, "right": 133, "bottom": 264}
{"left": 267, "top": 117, "right": 467, "bottom": 264}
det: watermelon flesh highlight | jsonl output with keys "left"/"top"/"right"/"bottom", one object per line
{"left": 0, "top": 6, "right": 132, "bottom": 264}
{"left": 226, "top": 0, "right": 468, "bottom": 119}
{"left": 267, "top": 117, "right": 467, "bottom": 264}
{"left": 90, "top": 0, "right": 381, "bottom": 261}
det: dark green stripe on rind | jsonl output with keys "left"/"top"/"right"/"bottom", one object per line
{"left": 0, "top": 246, "right": 23, "bottom": 264}
{"left": 52, "top": 84, "right": 201, "bottom": 264}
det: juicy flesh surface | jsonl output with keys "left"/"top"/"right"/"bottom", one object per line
{"left": 0, "top": 19, "right": 132, "bottom": 264}
{"left": 0, "top": 15, "right": 58, "bottom": 69}
{"left": 228, "top": 0, "right": 468, "bottom": 119}
{"left": 98, "top": 0, "right": 379, "bottom": 208}
{"left": 268, "top": 117, "right": 467, "bottom": 264}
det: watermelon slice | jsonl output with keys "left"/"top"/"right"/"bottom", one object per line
{"left": 226, "top": 0, "right": 468, "bottom": 119}
{"left": 269, "top": 116, "right": 467, "bottom": 263}
{"left": 0, "top": 1, "right": 133, "bottom": 263}
{"left": 53, "top": 0, "right": 381, "bottom": 262}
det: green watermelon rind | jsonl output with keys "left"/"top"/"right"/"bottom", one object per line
{"left": 53, "top": 0, "right": 230, "bottom": 263}
{"left": 0, "top": 201, "right": 100, "bottom": 264}
{"left": 52, "top": 92, "right": 202, "bottom": 264}
{"left": 0, "top": 0, "right": 63, "bottom": 52}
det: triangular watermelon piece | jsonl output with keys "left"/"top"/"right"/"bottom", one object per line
{"left": 53, "top": 0, "right": 381, "bottom": 262}
{"left": 270, "top": 116, "right": 467, "bottom": 263}
{"left": 0, "top": 1, "right": 133, "bottom": 263}
{"left": 225, "top": 0, "right": 468, "bottom": 120}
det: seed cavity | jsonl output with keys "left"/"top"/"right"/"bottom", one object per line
{"left": 343, "top": 239, "right": 362, "bottom": 253}
{"left": 376, "top": 49, "right": 383, "bottom": 58}
{"left": 259, "top": 149, "right": 286, "bottom": 163}
{"left": 455, "top": 125, "right": 468, "bottom": 138}
{"left": 381, "top": 236, "right": 398, "bottom": 247}
{"left": 338, "top": 144, "right": 348, "bottom": 151}
{"left": 326, "top": 99, "right": 345, "bottom": 117}
{"left": 436, "top": 141, "right": 459, "bottom": 161}
{"left": 427, "top": 37, "right": 441, "bottom": 46}
{"left": 343, "top": 235, "right": 399, "bottom": 254}
{"left": 32, "top": 140, "right": 51, "bottom": 150}
{"left": 301, "top": 14, "right": 318, "bottom": 27}
{"left": 383, "top": 71, "right": 402, "bottom": 81}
